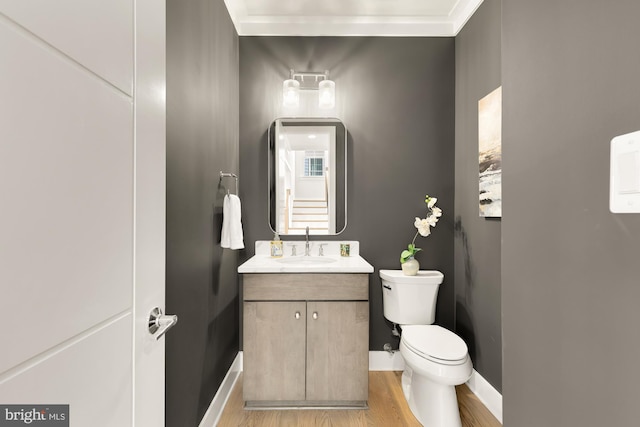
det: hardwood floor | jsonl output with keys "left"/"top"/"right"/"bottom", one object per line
{"left": 217, "top": 371, "right": 501, "bottom": 426}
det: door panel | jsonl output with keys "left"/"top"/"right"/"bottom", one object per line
{"left": 0, "top": 314, "right": 132, "bottom": 426}
{"left": 0, "top": 0, "right": 165, "bottom": 424}
{"left": 306, "top": 301, "right": 369, "bottom": 401}
{"left": 0, "top": 0, "right": 133, "bottom": 94}
{"left": 0, "top": 14, "right": 133, "bottom": 375}
{"left": 243, "top": 301, "right": 307, "bottom": 401}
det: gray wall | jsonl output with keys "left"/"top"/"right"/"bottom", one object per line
{"left": 502, "top": 1, "right": 640, "bottom": 425}
{"left": 454, "top": 0, "right": 502, "bottom": 392}
{"left": 166, "top": 0, "right": 239, "bottom": 425}
{"left": 239, "top": 37, "right": 456, "bottom": 350}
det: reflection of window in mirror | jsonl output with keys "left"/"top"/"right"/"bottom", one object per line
{"left": 303, "top": 151, "right": 325, "bottom": 177}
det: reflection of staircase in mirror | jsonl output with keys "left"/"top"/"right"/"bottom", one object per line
{"left": 289, "top": 199, "right": 329, "bottom": 233}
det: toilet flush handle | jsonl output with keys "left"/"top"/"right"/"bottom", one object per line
{"left": 383, "top": 284, "right": 392, "bottom": 290}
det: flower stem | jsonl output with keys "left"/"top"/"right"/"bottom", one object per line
{"left": 411, "top": 231, "right": 419, "bottom": 247}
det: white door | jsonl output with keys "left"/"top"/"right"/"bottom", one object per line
{"left": 0, "top": 0, "right": 167, "bottom": 426}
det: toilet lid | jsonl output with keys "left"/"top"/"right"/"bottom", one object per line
{"left": 402, "top": 325, "right": 468, "bottom": 363}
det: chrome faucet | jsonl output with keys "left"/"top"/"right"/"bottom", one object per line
{"left": 305, "top": 226, "right": 310, "bottom": 256}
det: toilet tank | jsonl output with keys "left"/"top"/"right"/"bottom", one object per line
{"left": 380, "top": 270, "right": 444, "bottom": 325}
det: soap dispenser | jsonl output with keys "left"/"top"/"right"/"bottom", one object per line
{"left": 270, "top": 233, "right": 283, "bottom": 258}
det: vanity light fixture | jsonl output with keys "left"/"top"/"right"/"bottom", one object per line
{"left": 282, "top": 69, "right": 335, "bottom": 109}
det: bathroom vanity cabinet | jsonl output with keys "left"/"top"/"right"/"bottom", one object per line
{"left": 242, "top": 273, "right": 369, "bottom": 408}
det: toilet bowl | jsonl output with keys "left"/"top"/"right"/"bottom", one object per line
{"left": 400, "top": 325, "right": 472, "bottom": 427}
{"left": 380, "top": 270, "right": 472, "bottom": 427}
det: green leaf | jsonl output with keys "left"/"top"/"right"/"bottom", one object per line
{"left": 401, "top": 247, "right": 422, "bottom": 264}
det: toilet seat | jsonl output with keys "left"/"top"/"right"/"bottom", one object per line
{"left": 401, "top": 325, "right": 468, "bottom": 365}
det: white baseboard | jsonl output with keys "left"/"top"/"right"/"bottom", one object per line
{"left": 466, "top": 369, "right": 502, "bottom": 424}
{"left": 368, "top": 350, "right": 405, "bottom": 371}
{"left": 199, "top": 351, "right": 502, "bottom": 426}
{"left": 198, "top": 352, "right": 242, "bottom": 427}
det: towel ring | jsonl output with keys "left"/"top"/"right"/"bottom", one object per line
{"left": 219, "top": 171, "right": 238, "bottom": 195}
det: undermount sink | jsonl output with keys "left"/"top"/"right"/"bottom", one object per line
{"left": 237, "top": 241, "right": 374, "bottom": 273}
{"left": 276, "top": 256, "right": 337, "bottom": 264}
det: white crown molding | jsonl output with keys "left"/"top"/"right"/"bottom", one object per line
{"left": 222, "top": 0, "right": 246, "bottom": 28}
{"left": 451, "top": 0, "right": 485, "bottom": 35}
{"left": 235, "top": 18, "right": 454, "bottom": 37}
{"left": 224, "top": 0, "right": 484, "bottom": 37}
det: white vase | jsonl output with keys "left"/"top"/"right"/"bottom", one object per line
{"left": 402, "top": 257, "right": 420, "bottom": 276}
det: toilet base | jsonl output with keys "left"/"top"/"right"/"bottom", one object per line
{"left": 402, "top": 367, "right": 462, "bottom": 427}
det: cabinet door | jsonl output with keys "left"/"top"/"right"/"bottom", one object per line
{"left": 306, "top": 301, "right": 369, "bottom": 401}
{"left": 243, "top": 301, "right": 306, "bottom": 401}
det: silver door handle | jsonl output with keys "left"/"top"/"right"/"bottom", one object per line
{"left": 148, "top": 307, "right": 178, "bottom": 340}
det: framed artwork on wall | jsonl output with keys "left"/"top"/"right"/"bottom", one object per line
{"left": 478, "top": 86, "right": 502, "bottom": 217}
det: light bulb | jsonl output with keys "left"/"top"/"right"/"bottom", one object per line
{"left": 283, "top": 79, "right": 300, "bottom": 107}
{"left": 318, "top": 79, "right": 335, "bottom": 109}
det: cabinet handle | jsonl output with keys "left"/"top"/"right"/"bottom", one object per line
{"left": 312, "top": 312, "right": 318, "bottom": 320}
{"left": 295, "top": 311, "right": 301, "bottom": 319}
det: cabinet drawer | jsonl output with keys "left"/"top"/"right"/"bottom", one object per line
{"left": 243, "top": 273, "right": 369, "bottom": 301}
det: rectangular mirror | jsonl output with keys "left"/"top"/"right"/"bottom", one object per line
{"left": 269, "top": 118, "right": 346, "bottom": 235}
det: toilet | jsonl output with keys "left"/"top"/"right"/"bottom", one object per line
{"left": 380, "top": 269, "right": 472, "bottom": 427}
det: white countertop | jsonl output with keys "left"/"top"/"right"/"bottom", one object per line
{"left": 238, "top": 240, "right": 374, "bottom": 273}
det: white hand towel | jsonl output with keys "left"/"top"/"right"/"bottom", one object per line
{"left": 221, "top": 194, "right": 245, "bottom": 250}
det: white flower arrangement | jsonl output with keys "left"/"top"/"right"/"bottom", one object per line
{"left": 400, "top": 195, "right": 442, "bottom": 264}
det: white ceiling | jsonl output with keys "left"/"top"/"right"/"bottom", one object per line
{"left": 224, "top": 0, "right": 484, "bottom": 37}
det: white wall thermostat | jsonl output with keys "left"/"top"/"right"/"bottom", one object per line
{"left": 610, "top": 130, "right": 640, "bottom": 213}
